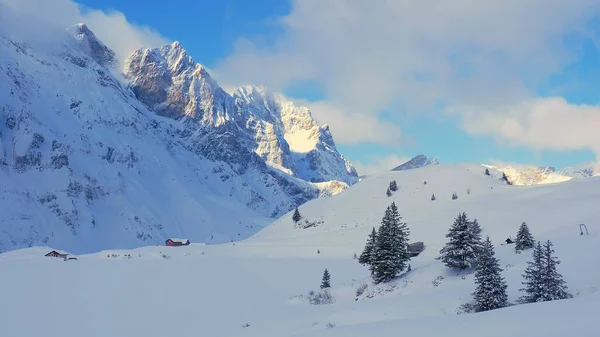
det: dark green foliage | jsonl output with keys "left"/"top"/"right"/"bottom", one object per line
{"left": 321, "top": 269, "right": 331, "bottom": 289}
{"left": 431, "top": 193, "right": 436, "bottom": 201}
{"left": 485, "top": 168, "right": 490, "bottom": 176}
{"left": 518, "top": 240, "right": 572, "bottom": 304}
{"left": 292, "top": 207, "right": 302, "bottom": 223}
{"left": 473, "top": 237, "right": 508, "bottom": 312}
{"left": 452, "top": 192, "right": 458, "bottom": 200}
{"left": 371, "top": 202, "right": 411, "bottom": 283}
{"left": 389, "top": 180, "right": 398, "bottom": 192}
{"left": 359, "top": 227, "right": 378, "bottom": 269}
{"left": 440, "top": 212, "right": 478, "bottom": 270}
{"left": 386, "top": 188, "right": 392, "bottom": 197}
{"left": 515, "top": 222, "right": 535, "bottom": 252}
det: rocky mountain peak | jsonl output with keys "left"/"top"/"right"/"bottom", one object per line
{"left": 67, "top": 23, "right": 116, "bottom": 68}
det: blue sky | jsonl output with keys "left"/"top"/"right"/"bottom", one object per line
{"left": 77, "top": 0, "right": 600, "bottom": 173}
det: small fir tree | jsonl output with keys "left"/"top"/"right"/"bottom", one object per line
{"left": 540, "top": 240, "right": 571, "bottom": 301}
{"left": 473, "top": 236, "right": 509, "bottom": 312}
{"left": 468, "top": 218, "right": 483, "bottom": 255}
{"left": 515, "top": 222, "right": 535, "bottom": 252}
{"left": 292, "top": 207, "right": 302, "bottom": 223}
{"left": 389, "top": 180, "right": 398, "bottom": 192}
{"left": 518, "top": 240, "right": 571, "bottom": 303}
{"left": 320, "top": 269, "right": 331, "bottom": 289}
{"left": 485, "top": 168, "right": 490, "bottom": 176}
{"left": 358, "top": 227, "right": 378, "bottom": 269}
{"left": 431, "top": 194, "right": 436, "bottom": 201}
{"left": 440, "top": 212, "right": 478, "bottom": 270}
{"left": 452, "top": 192, "right": 458, "bottom": 200}
{"left": 371, "top": 202, "right": 411, "bottom": 283}
{"left": 386, "top": 188, "right": 392, "bottom": 197}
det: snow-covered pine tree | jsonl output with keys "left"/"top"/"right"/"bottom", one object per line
{"left": 440, "top": 212, "right": 478, "bottom": 270}
{"left": 292, "top": 207, "right": 302, "bottom": 223}
{"left": 517, "top": 239, "right": 569, "bottom": 303}
{"left": 468, "top": 218, "right": 483, "bottom": 255}
{"left": 518, "top": 241, "right": 544, "bottom": 303}
{"left": 389, "top": 180, "right": 398, "bottom": 192}
{"left": 431, "top": 194, "right": 436, "bottom": 201}
{"left": 452, "top": 192, "right": 458, "bottom": 200}
{"left": 540, "top": 240, "right": 572, "bottom": 301}
{"left": 386, "top": 188, "right": 392, "bottom": 197}
{"left": 485, "top": 168, "right": 490, "bottom": 176}
{"left": 372, "top": 202, "right": 410, "bottom": 283}
{"left": 359, "top": 227, "right": 378, "bottom": 269}
{"left": 515, "top": 222, "right": 535, "bottom": 252}
{"left": 473, "top": 236, "right": 509, "bottom": 312}
{"left": 320, "top": 268, "right": 331, "bottom": 289}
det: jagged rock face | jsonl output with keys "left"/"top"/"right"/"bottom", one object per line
{"left": 0, "top": 26, "right": 354, "bottom": 254}
{"left": 392, "top": 155, "right": 439, "bottom": 171}
{"left": 125, "top": 45, "right": 358, "bottom": 185}
{"left": 67, "top": 23, "right": 116, "bottom": 68}
{"left": 482, "top": 165, "right": 572, "bottom": 186}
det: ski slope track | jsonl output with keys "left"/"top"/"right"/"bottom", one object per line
{"left": 1, "top": 163, "right": 599, "bottom": 336}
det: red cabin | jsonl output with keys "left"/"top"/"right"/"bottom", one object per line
{"left": 165, "top": 238, "right": 190, "bottom": 246}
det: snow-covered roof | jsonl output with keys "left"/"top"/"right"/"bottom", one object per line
{"left": 167, "top": 238, "right": 189, "bottom": 243}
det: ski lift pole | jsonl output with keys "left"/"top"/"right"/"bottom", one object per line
{"left": 579, "top": 224, "right": 589, "bottom": 235}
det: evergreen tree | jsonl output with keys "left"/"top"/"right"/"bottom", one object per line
{"left": 452, "top": 192, "right": 458, "bottom": 200}
{"left": 389, "top": 180, "right": 398, "bottom": 192}
{"left": 320, "top": 269, "right": 331, "bottom": 289}
{"left": 292, "top": 207, "right": 302, "bottom": 223}
{"left": 431, "top": 194, "right": 436, "bottom": 201}
{"left": 518, "top": 241, "right": 571, "bottom": 303}
{"left": 485, "top": 168, "right": 490, "bottom": 176}
{"left": 386, "top": 188, "right": 392, "bottom": 197}
{"left": 372, "top": 202, "right": 411, "bottom": 283}
{"left": 518, "top": 241, "right": 545, "bottom": 303}
{"left": 540, "top": 240, "right": 571, "bottom": 301}
{"left": 515, "top": 222, "right": 535, "bottom": 252}
{"left": 358, "top": 227, "right": 378, "bottom": 269}
{"left": 440, "top": 212, "right": 478, "bottom": 270}
{"left": 468, "top": 218, "right": 483, "bottom": 255}
{"left": 473, "top": 236, "right": 508, "bottom": 312}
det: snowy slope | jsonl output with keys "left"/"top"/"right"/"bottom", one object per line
{"left": 0, "top": 19, "right": 354, "bottom": 253}
{"left": 1, "top": 163, "right": 599, "bottom": 336}
{"left": 559, "top": 162, "right": 600, "bottom": 179}
{"left": 249, "top": 163, "right": 599, "bottom": 258}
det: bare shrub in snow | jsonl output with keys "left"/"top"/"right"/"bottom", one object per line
{"left": 356, "top": 283, "right": 368, "bottom": 297}
{"left": 308, "top": 289, "right": 335, "bottom": 305}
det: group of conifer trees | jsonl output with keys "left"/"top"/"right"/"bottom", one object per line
{"left": 358, "top": 202, "right": 411, "bottom": 284}
{"left": 439, "top": 215, "right": 571, "bottom": 312}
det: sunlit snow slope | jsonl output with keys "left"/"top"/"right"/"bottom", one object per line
{"left": 1, "top": 163, "right": 599, "bottom": 337}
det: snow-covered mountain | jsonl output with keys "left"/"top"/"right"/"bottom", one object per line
{"left": 559, "top": 162, "right": 600, "bottom": 179}
{"left": 0, "top": 23, "right": 356, "bottom": 253}
{"left": 392, "top": 154, "right": 439, "bottom": 171}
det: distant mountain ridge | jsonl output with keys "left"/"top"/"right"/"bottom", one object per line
{"left": 392, "top": 155, "right": 439, "bottom": 171}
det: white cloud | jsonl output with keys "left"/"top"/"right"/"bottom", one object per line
{"left": 353, "top": 155, "right": 410, "bottom": 176}
{"left": 294, "top": 99, "right": 402, "bottom": 145}
{"left": 213, "top": 0, "right": 600, "bottom": 145}
{"left": 0, "top": 0, "right": 169, "bottom": 66}
{"left": 455, "top": 97, "right": 600, "bottom": 160}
